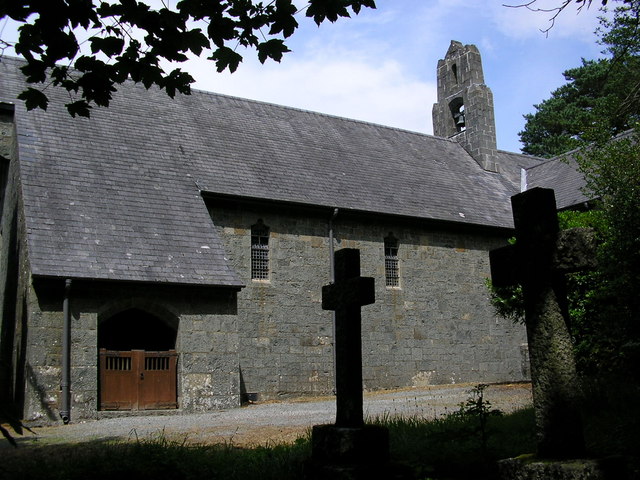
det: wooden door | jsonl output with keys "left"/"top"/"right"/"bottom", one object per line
{"left": 139, "top": 351, "right": 178, "bottom": 410}
{"left": 99, "top": 349, "right": 177, "bottom": 410}
{"left": 99, "top": 349, "right": 137, "bottom": 410}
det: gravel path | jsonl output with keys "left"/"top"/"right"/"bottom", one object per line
{"left": 6, "top": 383, "right": 532, "bottom": 448}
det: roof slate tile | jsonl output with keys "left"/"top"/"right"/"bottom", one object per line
{"left": 525, "top": 155, "right": 589, "bottom": 209}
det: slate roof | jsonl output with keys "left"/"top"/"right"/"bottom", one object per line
{"left": 494, "top": 149, "right": 546, "bottom": 189}
{"left": 1, "top": 56, "right": 536, "bottom": 286}
{"left": 525, "top": 130, "right": 637, "bottom": 210}
{"left": 186, "top": 96, "right": 523, "bottom": 228}
{"left": 525, "top": 154, "right": 590, "bottom": 210}
{"left": 1, "top": 57, "right": 242, "bottom": 287}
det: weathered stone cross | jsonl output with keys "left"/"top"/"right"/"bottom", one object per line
{"left": 490, "top": 187, "right": 596, "bottom": 459}
{"left": 322, "top": 248, "right": 375, "bottom": 428}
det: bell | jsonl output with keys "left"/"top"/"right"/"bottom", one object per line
{"left": 456, "top": 113, "right": 466, "bottom": 126}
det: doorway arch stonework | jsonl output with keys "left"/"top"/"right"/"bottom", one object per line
{"left": 98, "top": 306, "right": 179, "bottom": 411}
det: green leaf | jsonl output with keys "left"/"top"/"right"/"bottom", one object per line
{"left": 183, "top": 29, "right": 210, "bottom": 56}
{"left": 66, "top": 0, "right": 101, "bottom": 29}
{"left": 138, "top": 63, "right": 164, "bottom": 89}
{"left": 20, "top": 59, "right": 48, "bottom": 83}
{"left": 50, "top": 66, "right": 81, "bottom": 93}
{"left": 17, "top": 88, "right": 49, "bottom": 111}
{"left": 306, "top": 0, "right": 351, "bottom": 25}
{"left": 66, "top": 100, "right": 92, "bottom": 118}
{"left": 43, "top": 28, "right": 80, "bottom": 62}
{"left": 268, "top": 0, "right": 299, "bottom": 38}
{"left": 257, "top": 39, "right": 290, "bottom": 64}
{"left": 12, "top": 0, "right": 374, "bottom": 118}
{"left": 89, "top": 36, "right": 125, "bottom": 57}
{"left": 210, "top": 47, "right": 243, "bottom": 73}
{"left": 207, "top": 15, "right": 238, "bottom": 48}
{"left": 162, "top": 69, "right": 194, "bottom": 97}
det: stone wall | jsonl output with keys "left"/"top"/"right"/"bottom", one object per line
{"left": 0, "top": 107, "right": 13, "bottom": 159}
{"left": 0, "top": 105, "right": 242, "bottom": 424}
{"left": 208, "top": 200, "right": 528, "bottom": 401}
{"left": 19, "top": 280, "right": 240, "bottom": 424}
{"left": 0, "top": 107, "right": 32, "bottom": 418}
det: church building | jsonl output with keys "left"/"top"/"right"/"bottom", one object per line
{"left": 1, "top": 41, "right": 574, "bottom": 425}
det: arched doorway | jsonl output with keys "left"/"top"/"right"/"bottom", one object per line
{"left": 99, "top": 308, "right": 177, "bottom": 351}
{"left": 98, "top": 308, "right": 178, "bottom": 411}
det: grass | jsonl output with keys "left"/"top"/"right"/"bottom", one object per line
{"left": 0, "top": 433, "right": 313, "bottom": 480}
{"left": 3, "top": 379, "right": 639, "bottom": 480}
{"left": 0, "top": 406, "right": 537, "bottom": 480}
{"left": 374, "top": 406, "right": 536, "bottom": 479}
{"left": 580, "top": 375, "right": 640, "bottom": 470}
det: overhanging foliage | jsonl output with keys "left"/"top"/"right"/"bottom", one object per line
{"left": 0, "top": 0, "right": 376, "bottom": 117}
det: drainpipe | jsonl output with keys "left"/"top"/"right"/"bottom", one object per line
{"left": 60, "top": 278, "right": 72, "bottom": 424}
{"left": 329, "top": 208, "right": 339, "bottom": 282}
{"left": 328, "top": 208, "right": 339, "bottom": 394}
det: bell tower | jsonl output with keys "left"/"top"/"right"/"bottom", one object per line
{"left": 432, "top": 41, "right": 498, "bottom": 172}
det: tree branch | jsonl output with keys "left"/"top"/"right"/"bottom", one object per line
{"left": 503, "top": 0, "right": 602, "bottom": 35}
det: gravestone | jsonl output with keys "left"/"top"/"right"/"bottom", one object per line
{"left": 307, "top": 248, "right": 392, "bottom": 479}
{"left": 490, "top": 188, "right": 596, "bottom": 459}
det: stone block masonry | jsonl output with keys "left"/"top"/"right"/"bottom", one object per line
{"left": 17, "top": 280, "right": 240, "bottom": 424}
{"left": 432, "top": 41, "right": 499, "bottom": 172}
{"left": 0, "top": 107, "right": 33, "bottom": 420}
{"left": 209, "top": 200, "right": 528, "bottom": 401}
{"left": 0, "top": 107, "right": 14, "bottom": 159}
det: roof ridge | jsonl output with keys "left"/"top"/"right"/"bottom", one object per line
{"left": 3, "top": 53, "right": 453, "bottom": 144}
{"left": 188, "top": 85, "right": 453, "bottom": 142}
{"left": 496, "top": 148, "right": 543, "bottom": 159}
{"left": 524, "top": 129, "right": 636, "bottom": 173}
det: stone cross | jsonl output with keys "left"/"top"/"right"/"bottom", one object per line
{"left": 490, "top": 187, "right": 596, "bottom": 459}
{"left": 322, "top": 248, "right": 375, "bottom": 428}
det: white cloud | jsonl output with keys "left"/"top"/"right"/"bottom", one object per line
{"left": 1, "top": 0, "right": 610, "bottom": 152}
{"left": 189, "top": 52, "right": 435, "bottom": 134}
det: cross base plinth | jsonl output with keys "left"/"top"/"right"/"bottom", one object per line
{"left": 306, "top": 424, "right": 412, "bottom": 479}
{"left": 498, "top": 455, "right": 628, "bottom": 480}
{"left": 304, "top": 462, "right": 414, "bottom": 480}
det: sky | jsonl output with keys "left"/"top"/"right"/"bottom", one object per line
{"left": 1, "top": 0, "right": 610, "bottom": 153}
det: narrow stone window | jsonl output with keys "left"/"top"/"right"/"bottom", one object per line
{"left": 384, "top": 233, "right": 399, "bottom": 288}
{"left": 251, "top": 219, "right": 270, "bottom": 280}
